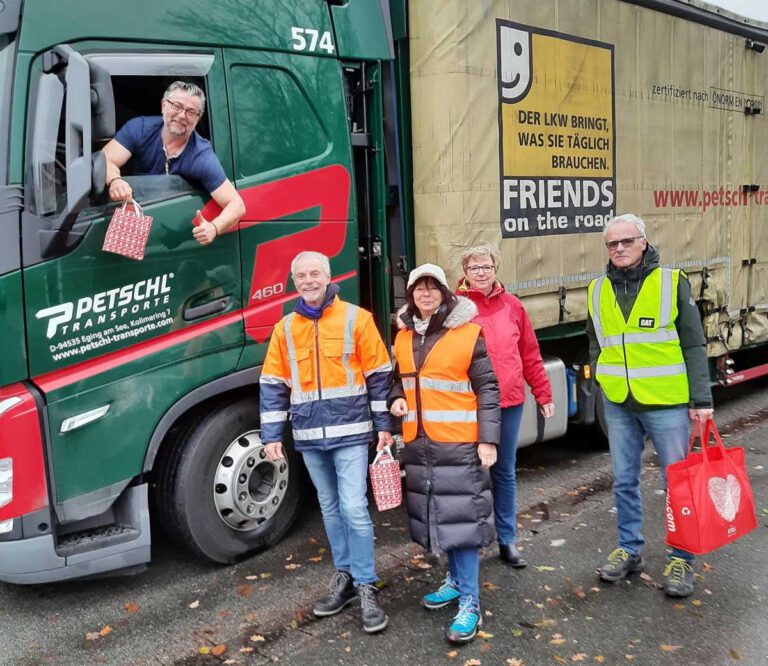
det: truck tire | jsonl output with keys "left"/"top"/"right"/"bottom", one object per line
{"left": 155, "top": 398, "right": 301, "bottom": 563}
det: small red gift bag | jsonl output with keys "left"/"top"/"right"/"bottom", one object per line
{"left": 102, "top": 200, "right": 153, "bottom": 261}
{"left": 665, "top": 418, "right": 757, "bottom": 555}
{"left": 369, "top": 446, "right": 402, "bottom": 512}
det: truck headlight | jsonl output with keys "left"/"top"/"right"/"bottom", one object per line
{"left": 0, "top": 458, "right": 12, "bottom": 508}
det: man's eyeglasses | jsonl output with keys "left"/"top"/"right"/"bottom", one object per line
{"left": 605, "top": 236, "right": 643, "bottom": 251}
{"left": 467, "top": 265, "right": 495, "bottom": 274}
{"left": 163, "top": 98, "right": 202, "bottom": 120}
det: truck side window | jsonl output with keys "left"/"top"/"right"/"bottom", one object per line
{"left": 27, "top": 59, "right": 215, "bottom": 219}
{"left": 229, "top": 66, "right": 328, "bottom": 178}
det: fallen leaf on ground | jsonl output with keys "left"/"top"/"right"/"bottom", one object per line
{"left": 239, "top": 647, "right": 254, "bottom": 653}
{"left": 238, "top": 584, "right": 254, "bottom": 597}
{"left": 219, "top": 610, "right": 231, "bottom": 618}
{"left": 535, "top": 565, "right": 556, "bottom": 572}
{"left": 660, "top": 645, "right": 681, "bottom": 652}
{"left": 199, "top": 647, "right": 210, "bottom": 655}
{"left": 477, "top": 630, "right": 494, "bottom": 639}
{"left": 308, "top": 556, "right": 323, "bottom": 562}
{"left": 506, "top": 659, "right": 524, "bottom": 666}
{"left": 554, "top": 657, "right": 568, "bottom": 665}
{"left": 285, "top": 563, "right": 302, "bottom": 570}
{"left": 464, "top": 660, "right": 482, "bottom": 666}
{"left": 691, "top": 599, "right": 703, "bottom": 606}
{"left": 550, "top": 639, "right": 566, "bottom": 646}
{"left": 447, "top": 650, "right": 458, "bottom": 658}
{"left": 482, "top": 581, "right": 500, "bottom": 590}
{"left": 730, "top": 649, "right": 742, "bottom": 660}
{"left": 639, "top": 573, "right": 653, "bottom": 582}
{"left": 223, "top": 660, "right": 238, "bottom": 665}
{"left": 672, "top": 603, "right": 685, "bottom": 610}
{"left": 290, "top": 619, "right": 298, "bottom": 630}
{"left": 250, "top": 634, "right": 265, "bottom": 643}
{"left": 123, "top": 602, "right": 140, "bottom": 614}
{"left": 212, "top": 645, "right": 227, "bottom": 656}
{"left": 533, "top": 619, "right": 556, "bottom": 628}
{"left": 244, "top": 612, "right": 258, "bottom": 622}
{"left": 550, "top": 539, "right": 566, "bottom": 547}
{"left": 99, "top": 626, "right": 112, "bottom": 637}
{"left": 574, "top": 588, "right": 586, "bottom": 599}
{"left": 511, "top": 629, "right": 524, "bottom": 637}
{"left": 260, "top": 572, "right": 272, "bottom": 579}
{"left": 308, "top": 537, "right": 318, "bottom": 544}
{"left": 702, "top": 562, "right": 714, "bottom": 572}
{"left": 594, "top": 657, "right": 605, "bottom": 663}
{"left": 188, "top": 600, "right": 200, "bottom": 609}
{"left": 85, "top": 632, "right": 101, "bottom": 641}
{"left": 571, "top": 655, "right": 587, "bottom": 662}
{"left": 245, "top": 575, "right": 259, "bottom": 580}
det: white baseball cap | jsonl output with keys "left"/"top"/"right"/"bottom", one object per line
{"left": 407, "top": 263, "right": 449, "bottom": 290}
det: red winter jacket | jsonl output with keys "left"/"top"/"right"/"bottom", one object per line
{"left": 457, "top": 279, "right": 552, "bottom": 408}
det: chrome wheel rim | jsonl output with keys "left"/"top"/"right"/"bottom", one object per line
{"left": 213, "top": 431, "right": 289, "bottom": 531}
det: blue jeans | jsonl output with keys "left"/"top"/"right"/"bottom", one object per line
{"left": 447, "top": 547, "right": 480, "bottom": 601}
{"left": 491, "top": 404, "right": 525, "bottom": 545}
{"left": 603, "top": 400, "right": 693, "bottom": 563}
{"left": 302, "top": 444, "right": 377, "bottom": 584}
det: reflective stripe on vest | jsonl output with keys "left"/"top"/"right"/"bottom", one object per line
{"left": 588, "top": 268, "right": 689, "bottom": 405}
{"left": 393, "top": 323, "right": 481, "bottom": 442}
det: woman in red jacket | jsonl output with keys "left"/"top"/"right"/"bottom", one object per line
{"left": 458, "top": 244, "right": 555, "bottom": 568}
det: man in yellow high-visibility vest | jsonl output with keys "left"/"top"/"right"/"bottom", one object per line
{"left": 586, "top": 214, "right": 713, "bottom": 598}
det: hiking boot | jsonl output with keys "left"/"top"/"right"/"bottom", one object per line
{"left": 662, "top": 557, "right": 695, "bottom": 598}
{"left": 313, "top": 570, "right": 356, "bottom": 617}
{"left": 499, "top": 543, "right": 528, "bottom": 568}
{"left": 422, "top": 573, "right": 461, "bottom": 610}
{"left": 597, "top": 547, "right": 645, "bottom": 582}
{"left": 357, "top": 583, "right": 388, "bottom": 634}
{"left": 446, "top": 596, "right": 482, "bottom": 644}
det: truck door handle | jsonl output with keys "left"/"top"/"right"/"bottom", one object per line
{"left": 183, "top": 296, "right": 231, "bottom": 321}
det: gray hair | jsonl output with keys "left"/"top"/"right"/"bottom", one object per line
{"left": 460, "top": 243, "right": 501, "bottom": 272}
{"left": 604, "top": 213, "right": 646, "bottom": 239}
{"left": 163, "top": 81, "right": 206, "bottom": 114}
{"left": 291, "top": 251, "right": 331, "bottom": 278}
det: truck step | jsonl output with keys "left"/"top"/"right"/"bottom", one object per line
{"left": 57, "top": 525, "right": 141, "bottom": 557}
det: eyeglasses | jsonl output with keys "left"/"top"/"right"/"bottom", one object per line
{"left": 163, "top": 98, "right": 202, "bottom": 120}
{"left": 467, "top": 265, "right": 495, "bottom": 274}
{"left": 605, "top": 236, "right": 643, "bottom": 251}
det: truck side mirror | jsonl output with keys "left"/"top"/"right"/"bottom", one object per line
{"left": 89, "top": 60, "right": 115, "bottom": 143}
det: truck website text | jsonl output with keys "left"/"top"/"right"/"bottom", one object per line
{"left": 653, "top": 188, "right": 768, "bottom": 212}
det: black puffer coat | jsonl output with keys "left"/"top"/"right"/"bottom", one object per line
{"left": 389, "top": 297, "right": 501, "bottom": 554}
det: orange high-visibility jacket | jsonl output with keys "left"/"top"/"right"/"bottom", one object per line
{"left": 394, "top": 323, "right": 481, "bottom": 443}
{"left": 259, "top": 296, "right": 393, "bottom": 450}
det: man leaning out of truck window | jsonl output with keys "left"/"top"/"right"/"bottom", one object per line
{"left": 101, "top": 80, "right": 245, "bottom": 246}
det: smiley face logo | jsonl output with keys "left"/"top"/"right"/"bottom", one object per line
{"left": 499, "top": 25, "right": 532, "bottom": 103}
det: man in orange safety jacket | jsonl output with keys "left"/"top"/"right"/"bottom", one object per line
{"left": 259, "top": 251, "right": 393, "bottom": 635}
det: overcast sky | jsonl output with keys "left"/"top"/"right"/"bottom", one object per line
{"left": 699, "top": 0, "right": 768, "bottom": 23}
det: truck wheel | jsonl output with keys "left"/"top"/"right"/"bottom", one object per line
{"left": 155, "top": 398, "right": 301, "bottom": 563}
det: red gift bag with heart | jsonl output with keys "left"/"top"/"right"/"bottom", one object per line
{"left": 369, "top": 446, "right": 402, "bottom": 512}
{"left": 665, "top": 418, "right": 757, "bottom": 555}
{"left": 102, "top": 199, "right": 153, "bottom": 261}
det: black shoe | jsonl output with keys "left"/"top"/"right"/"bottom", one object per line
{"left": 662, "top": 558, "right": 695, "bottom": 598}
{"left": 357, "top": 583, "right": 388, "bottom": 634}
{"left": 313, "top": 570, "right": 356, "bottom": 617}
{"left": 499, "top": 543, "right": 528, "bottom": 568}
{"left": 597, "top": 547, "right": 645, "bottom": 582}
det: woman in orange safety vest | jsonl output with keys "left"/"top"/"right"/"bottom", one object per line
{"left": 388, "top": 263, "right": 500, "bottom": 645}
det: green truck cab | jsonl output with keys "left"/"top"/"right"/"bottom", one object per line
{"left": 0, "top": 0, "right": 399, "bottom": 583}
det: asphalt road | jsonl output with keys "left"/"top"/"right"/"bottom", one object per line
{"left": 2, "top": 377, "right": 767, "bottom": 666}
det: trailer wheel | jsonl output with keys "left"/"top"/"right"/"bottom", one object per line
{"left": 155, "top": 398, "right": 301, "bottom": 564}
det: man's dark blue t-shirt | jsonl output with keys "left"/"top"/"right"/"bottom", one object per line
{"left": 114, "top": 116, "right": 227, "bottom": 194}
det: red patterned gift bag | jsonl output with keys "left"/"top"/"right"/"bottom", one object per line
{"left": 369, "top": 446, "right": 402, "bottom": 511}
{"left": 102, "top": 200, "right": 153, "bottom": 261}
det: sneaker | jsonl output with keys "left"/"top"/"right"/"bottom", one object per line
{"left": 597, "top": 547, "right": 645, "bottom": 582}
{"left": 357, "top": 583, "right": 388, "bottom": 634}
{"left": 446, "top": 596, "right": 482, "bottom": 644}
{"left": 662, "top": 557, "right": 694, "bottom": 598}
{"left": 313, "top": 570, "right": 356, "bottom": 617}
{"left": 422, "top": 573, "right": 461, "bottom": 610}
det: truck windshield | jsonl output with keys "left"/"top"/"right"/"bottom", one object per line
{"left": 0, "top": 35, "right": 15, "bottom": 185}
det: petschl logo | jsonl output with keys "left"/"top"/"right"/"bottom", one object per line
{"left": 35, "top": 273, "right": 174, "bottom": 338}
{"left": 638, "top": 317, "right": 655, "bottom": 328}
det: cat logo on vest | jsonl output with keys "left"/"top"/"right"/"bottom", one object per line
{"left": 638, "top": 317, "right": 655, "bottom": 328}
